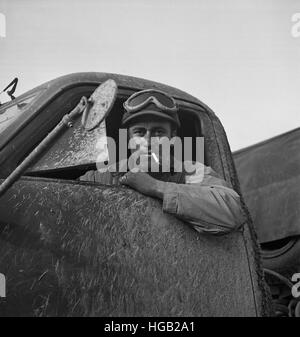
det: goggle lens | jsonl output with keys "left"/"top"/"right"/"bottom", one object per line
{"left": 127, "top": 91, "right": 175, "bottom": 109}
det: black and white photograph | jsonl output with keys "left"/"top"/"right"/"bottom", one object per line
{"left": 0, "top": 0, "right": 300, "bottom": 322}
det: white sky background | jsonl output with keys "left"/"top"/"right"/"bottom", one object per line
{"left": 0, "top": 0, "right": 299, "bottom": 151}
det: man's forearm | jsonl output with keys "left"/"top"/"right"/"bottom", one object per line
{"left": 148, "top": 179, "right": 167, "bottom": 200}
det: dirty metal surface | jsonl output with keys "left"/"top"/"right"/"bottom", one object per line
{"left": 0, "top": 177, "right": 261, "bottom": 317}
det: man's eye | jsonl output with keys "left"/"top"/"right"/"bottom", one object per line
{"left": 154, "top": 130, "right": 164, "bottom": 136}
{"left": 134, "top": 130, "right": 144, "bottom": 136}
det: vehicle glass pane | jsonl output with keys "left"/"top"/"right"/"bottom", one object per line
{"left": 30, "top": 118, "right": 109, "bottom": 170}
{"left": 28, "top": 87, "right": 112, "bottom": 171}
{"left": 0, "top": 93, "right": 40, "bottom": 134}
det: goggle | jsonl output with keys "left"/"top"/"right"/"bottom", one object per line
{"left": 124, "top": 89, "right": 178, "bottom": 113}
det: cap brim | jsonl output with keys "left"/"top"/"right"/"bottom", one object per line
{"left": 122, "top": 110, "right": 180, "bottom": 127}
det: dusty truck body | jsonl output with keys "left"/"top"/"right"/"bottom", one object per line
{"left": 0, "top": 72, "right": 272, "bottom": 316}
{"left": 233, "top": 128, "right": 300, "bottom": 316}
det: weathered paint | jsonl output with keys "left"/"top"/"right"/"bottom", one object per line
{"left": 0, "top": 177, "right": 262, "bottom": 317}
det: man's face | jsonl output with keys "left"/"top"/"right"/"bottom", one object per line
{"left": 128, "top": 116, "right": 173, "bottom": 154}
{"left": 127, "top": 116, "right": 175, "bottom": 173}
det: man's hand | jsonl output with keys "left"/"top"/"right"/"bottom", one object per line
{"left": 119, "top": 171, "right": 165, "bottom": 199}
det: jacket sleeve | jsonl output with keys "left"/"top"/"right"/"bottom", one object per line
{"left": 162, "top": 165, "right": 246, "bottom": 235}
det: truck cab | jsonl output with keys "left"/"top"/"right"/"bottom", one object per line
{"left": 0, "top": 72, "right": 272, "bottom": 316}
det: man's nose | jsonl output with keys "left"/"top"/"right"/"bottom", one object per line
{"left": 143, "top": 131, "right": 151, "bottom": 145}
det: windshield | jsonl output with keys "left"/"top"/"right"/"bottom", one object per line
{"left": 0, "top": 92, "right": 40, "bottom": 134}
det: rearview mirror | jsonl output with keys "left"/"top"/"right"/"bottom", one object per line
{"left": 81, "top": 79, "right": 118, "bottom": 131}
